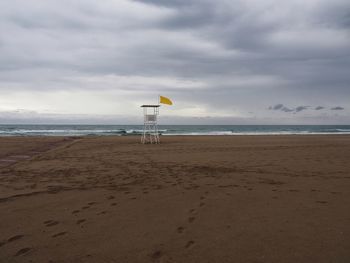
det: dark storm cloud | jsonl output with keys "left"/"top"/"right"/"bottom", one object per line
{"left": 331, "top": 106, "right": 345, "bottom": 110}
{"left": 295, "top": 106, "right": 309, "bottom": 113}
{"left": 281, "top": 107, "right": 294, "bottom": 113}
{"left": 270, "top": 104, "right": 283, "bottom": 110}
{"left": 315, "top": 106, "right": 325, "bottom": 110}
{"left": 0, "top": 0, "right": 349, "bottom": 123}
{"left": 269, "top": 104, "right": 310, "bottom": 113}
{"left": 269, "top": 104, "right": 293, "bottom": 113}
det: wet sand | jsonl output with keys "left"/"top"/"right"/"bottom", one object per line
{"left": 0, "top": 135, "right": 349, "bottom": 263}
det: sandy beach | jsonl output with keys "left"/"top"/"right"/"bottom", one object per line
{"left": 0, "top": 135, "right": 349, "bottom": 263}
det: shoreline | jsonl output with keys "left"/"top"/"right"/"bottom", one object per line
{"left": 1, "top": 124, "right": 350, "bottom": 137}
{"left": 1, "top": 132, "right": 350, "bottom": 138}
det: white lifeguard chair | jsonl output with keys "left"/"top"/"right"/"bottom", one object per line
{"left": 141, "top": 105, "right": 160, "bottom": 144}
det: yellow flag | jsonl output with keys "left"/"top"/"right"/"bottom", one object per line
{"left": 159, "top": 95, "right": 173, "bottom": 105}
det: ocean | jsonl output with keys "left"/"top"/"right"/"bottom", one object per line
{"left": 0, "top": 125, "right": 350, "bottom": 136}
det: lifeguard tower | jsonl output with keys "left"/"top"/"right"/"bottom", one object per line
{"left": 140, "top": 105, "right": 160, "bottom": 144}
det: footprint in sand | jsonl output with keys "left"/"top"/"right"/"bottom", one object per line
{"left": 76, "top": 219, "right": 86, "bottom": 225}
{"left": 44, "top": 220, "right": 59, "bottom": 227}
{"left": 97, "top": 211, "right": 107, "bottom": 215}
{"left": 188, "top": 217, "right": 195, "bottom": 223}
{"left": 87, "top": 202, "right": 96, "bottom": 206}
{"left": 8, "top": 235, "right": 24, "bottom": 243}
{"left": 15, "top": 247, "right": 31, "bottom": 257}
{"left": 177, "top": 226, "right": 185, "bottom": 234}
{"left": 150, "top": 250, "right": 162, "bottom": 260}
{"left": 185, "top": 240, "right": 195, "bottom": 249}
{"left": 82, "top": 206, "right": 90, "bottom": 210}
{"left": 0, "top": 235, "right": 24, "bottom": 248}
{"left": 110, "top": 202, "right": 117, "bottom": 206}
{"left": 288, "top": 189, "right": 299, "bottom": 192}
{"left": 316, "top": 200, "right": 328, "bottom": 204}
{"left": 107, "top": 195, "right": 115, "bottom": 200}
{"left": 52, "top": 232, "right": 67, "bottom": 238}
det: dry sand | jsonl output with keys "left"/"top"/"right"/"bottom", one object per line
{"left": 0, "top": 135, "right": 349, "bottom": 263}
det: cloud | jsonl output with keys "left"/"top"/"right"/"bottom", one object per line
{"left": 281, "top": 107, "right": 294, "bottom": 113}
{"left": 269, "top": 104, "right": 309, "bottom": 113}
{"left": 315, "top": 106, "right": 325, "bottom": 110}
{"left": 295, "top": 106, "right": 309, "bottom": 113}
{"left": 331, "top": 106, "right": 345, "bottom": 110}
{"left": 270, "top": 104, "right": 284, "bottom": 110}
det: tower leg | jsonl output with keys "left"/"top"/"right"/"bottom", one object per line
{"left": 141, "top": 122, "right": 160, "bottom": 144}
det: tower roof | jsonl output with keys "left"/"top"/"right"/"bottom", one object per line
{"left": 140, "top": 105, "right": 160, "bottom": 108}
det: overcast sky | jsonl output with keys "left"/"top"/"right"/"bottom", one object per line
{"left": 0, "top": 0, "right": 349, "bottom": 124}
